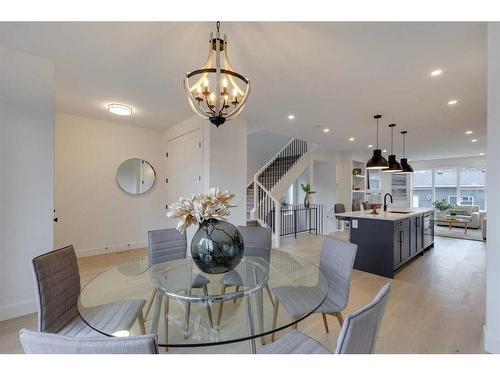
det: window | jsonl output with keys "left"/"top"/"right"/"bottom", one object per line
{"left": 459, "top": 167, "right": 486, "bottom": 209}
{"left": 411, "top": 166, "right": 487, "bottom": 210}
{"left": 367, "top": 170, "right": 381, "bottom": 190}
{"left": 412, "top": 170, "right": 433, "bottom": 208}
{"left": 435, "top": 168, "right": 457, "bottom": 205}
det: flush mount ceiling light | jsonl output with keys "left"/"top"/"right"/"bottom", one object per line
{"left": 430, "top": 69, "right": 443, "bottom": 77}
{"left": 465, "top": 130, "right": 473, "bottom": 135}
{"left": 348, "top": 137, "right": 355, "bottom": 142}
{"left": 448, "top": 99, "right": 458, "bottom": 105}
{"left": 383, "top": 124, "right": 403, "bottom": 173}
{"left": 108, "top": 104, "right": 133, "bottom": 116}
{"left": 288, "top": 114, "right": 295, "bottom": 120}
{"left": 184, "top": 21, "right": 250, "bottom": 127}
{"left": 397, "top": 130, "right": 414, "bottom": 174}
{"left": 471, "top": 139, "right": 478, "bottom": 143}
{"left": 366, "top": 115, "right": 389, "bottom": 170}
{"left": 323, "top": 128, "right": 330, "bottom": 133}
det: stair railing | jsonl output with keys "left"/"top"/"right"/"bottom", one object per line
{"left": 252, "top": 138, "right": 308, "bottom": 247}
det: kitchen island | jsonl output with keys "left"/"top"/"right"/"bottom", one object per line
{"left": 335, "top": 208, "right": 434, "bottom": 278}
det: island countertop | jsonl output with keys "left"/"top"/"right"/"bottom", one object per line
{"left": 335, "top": 208, "right": 434, "bottom": 222}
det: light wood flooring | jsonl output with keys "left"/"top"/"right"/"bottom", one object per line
{"left": 0, "top": 234, "right": 486, "bottom": 354}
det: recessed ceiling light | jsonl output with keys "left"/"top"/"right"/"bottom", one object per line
{"left": 471, "top": 139, "right": 478, "bottom": 143}
{"left": 382, "top": 149, "right": 387, "bottom": 153}
{"left": 430, "top": 69, "right": 443, "bottom": 77}
{"left": 448, "top": 99, "right": 458, "bottom": 106}
{"left": 323, "top": 128, "right": 330, "bottom": 133}
{"left": 287, "top": 114, "right": 295, "bottom": 120}
{"left": 465, "top": 130, "right": 473, "bottom": 135}
{"left": 348, "top": 137, "right": 355, "bottom": 142}
{"left": 480, "top": 152, "right": 485, "bottom": 156}
{"left": 108, "top": 104, "right": 133, "bottom": 116}
{"left": 368, "top": 144, "right": 373, "bottom": 148}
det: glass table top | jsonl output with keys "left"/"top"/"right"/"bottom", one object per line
{"left": 78, "top": 250, "right": 327, "bottom": 349}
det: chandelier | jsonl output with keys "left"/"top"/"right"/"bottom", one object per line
{"left": 184, "top": 21, "right": 250, "bottom": 127}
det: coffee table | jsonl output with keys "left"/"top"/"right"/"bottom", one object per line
{"left": 442, "top": 216, "right": 470, "bottom": 234}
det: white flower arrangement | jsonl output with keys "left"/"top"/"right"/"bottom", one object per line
{"left": 166, "top": 187, "right": 236, "bottom": 233}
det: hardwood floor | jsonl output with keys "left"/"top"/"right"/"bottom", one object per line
{"left": 0, "top": 234, "right": 485, "bottom": 354}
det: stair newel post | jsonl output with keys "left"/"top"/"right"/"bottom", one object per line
{"left": 274, "top": 200, "right": 281, "bottom": 248}
{"left": 253, "top": 180, "right": 257, "bottom": 220}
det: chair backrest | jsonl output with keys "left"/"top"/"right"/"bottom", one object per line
{"left": 335, "top": 283, "right": 391, "bottom": 354}
{"left": 237, "top": 225, "right": 272, "bottom": 260}
{"left": 334, "top": 203, "right": 346, "bottom": 214}
{"left": 19, "top": 329, "right": 158, "bottom": 354}
{"left": 319, "top": 236, "right": 357, "bottom": 311}
{"left": 31, "top": 245, "right": 81, "bottom": 333}
{"left": 148, "top": 228, "right": 187, "bottom": 266}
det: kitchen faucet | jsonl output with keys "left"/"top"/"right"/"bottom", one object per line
{"left": 383, "top": 193, "right": 393, "bottom": 212}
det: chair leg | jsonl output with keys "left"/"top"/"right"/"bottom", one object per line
{"left": 265, "top": 284, "right": 274, "bottom": 307}
{"left": 321, "top": 313, "right": 329, "bottom": 333}
{"left": 164, "top": 297, "right": 169, "bottom": 352}
{"left": 184, "top": 301, "right": 191, "bottom": 339}
{"left": 334, "top": 312, "right": 344, "bottom": 326}
{"left": 202, "top": 284, "right": 214, "bottom": 328}
{"left": 216, "top": 284, "right": 227, "bottom": 327}
{"left": 137, "top": 311, "right": 146, "bottom": 335}
{"left": 233, "top": 285, "right": 240, "bottom": 303}
{"left": 143, "top": 288, "right": 158, "bottom": 320}
{"left": 271, "top": 297, "right": 279, "bottom": 342}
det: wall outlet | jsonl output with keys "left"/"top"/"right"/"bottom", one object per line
{"left": 352, "top": 219, "right": 358, "bottom": 229}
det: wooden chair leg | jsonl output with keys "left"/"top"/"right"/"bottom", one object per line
{"left": 216, "top": 284, "right": 227, "bottom": 327}
{"left": 143, "top": 288, "right": 158, "bottom": 320}
{"left": 271, "top": 297, "right": 280, "bottom": 342}
{"left": 233, "top": 285, "right": 240, "bottom": 303}
{"left": 202, "top": 284, "right": 213, "bottom": 328}
{"left": 138, "top": 311, "right": 146, "bottom": 335}
{"left": 164, "top": 296, "right": 169, "bottom": 352}
{"left": 334, "top": 311, "right": 344, "bottom": 326}
{"left": 321, "top": 313, "right": 329, "bottom": 333}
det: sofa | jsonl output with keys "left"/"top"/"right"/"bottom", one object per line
{"left": 435, "top": 205, "right": 484, "bottom": 230}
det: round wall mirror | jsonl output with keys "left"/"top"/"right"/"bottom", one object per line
{"left": 116, "top": 158, "right": 156, "bottom": 195}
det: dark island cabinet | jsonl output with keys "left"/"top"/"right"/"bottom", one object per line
{"left": 350, "top": 212, "right": 434, "bottom": 278}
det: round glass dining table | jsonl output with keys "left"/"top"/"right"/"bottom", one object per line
{"left": 78, "top": 250, "right": 327, "bottom": 353}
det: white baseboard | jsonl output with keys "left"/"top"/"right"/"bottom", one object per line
{"left": 484, "top": 325, "right": 500, "bottom": 353}
{"left": 76, "top": 241, "right": 148, "bottom": 258}
{"left": 0, "top": 299, "right": 37, "bottom": 321}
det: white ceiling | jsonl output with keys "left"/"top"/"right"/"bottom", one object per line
{"left": 0, "top": 22, "right": 486, "bottom": 160}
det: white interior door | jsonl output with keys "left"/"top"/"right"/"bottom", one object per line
{"left": 166, "top": 129, "right": 204, "bottom": 234}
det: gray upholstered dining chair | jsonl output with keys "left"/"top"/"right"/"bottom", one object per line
{"left": 145, "top": 228, "right": 213, "bottom": 344}
{"left": 271, "top": 236, "right": 357, "bottom": 341}
{"left": 262, "top": 283, "right": 391, "bottom": 354}
{"left": 32, "top": 245, "right": 146, "bottom": 337}
{"left": 19, "top": 329, "right": 158, "bottom": 354}
{"left": 216, "top": 226, "right": 273, "bottom": 327}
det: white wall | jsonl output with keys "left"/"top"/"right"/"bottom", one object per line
{"left": 207, "top": 119, "right": 247, "bottom": 227}
{"left": 55, "top": 113, "right": 166, "bottom": 256}
{"left": 410, "top": 155, "right": 487, "bottom": 170}
{"left": 335, "top": 151, "right": 353, "bottom": 209}
{"left": 485, "top": 22, "right": 500, "bottom": 353}
{"left": 0, "top": 47, "right": 54, "bottom": 320}
{"left": 247, "top": 131, "right": 290, "bottom": 183}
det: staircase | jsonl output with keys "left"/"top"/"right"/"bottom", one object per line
{"left": 249, "top": 139, "right": 309, "bottom": 246}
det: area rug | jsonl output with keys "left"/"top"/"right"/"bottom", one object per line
{"left": 434, "top": 225, "right": 485, "bottom": 242}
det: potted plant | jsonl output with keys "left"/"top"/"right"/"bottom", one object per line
{"left": 300, "top": 183, "right": 316, "bottom": 208}
{"left": 167, "top": 187, "right": 243, "bottom": 274}
{"left": 433, "top": 199, "right": 453, "bottom": 219}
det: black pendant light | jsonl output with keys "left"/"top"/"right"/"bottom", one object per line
{"left": 366, "top": 114, "right": 389, "bottom": 170}
{"left": 398, "top": 130, "right": 414, "bottom": 173}
{"left": 383, "top": 124, "right": 403, "bottom": 173}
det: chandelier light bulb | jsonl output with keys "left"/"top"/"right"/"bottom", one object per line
{"left": 203, "top": 78, "right": 209, "bottom": 87}
{"left": 222, "top": 77, "right": 228, "bottom": 88}
{"left": 196, "top": 86, "right": 202, "bottom": 94}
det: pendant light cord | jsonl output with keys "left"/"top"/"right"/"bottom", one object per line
{"left": 402, "top": 133, "right": 405, "bottom": 158}
{"left": 217, "top": 21, "right": 220, "bottom": 33}
{"left": 391, "top": 126, "right": 394, "bottom": 154}
{"left": 376, "top": 117, "right": 379, "bottom": 149}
